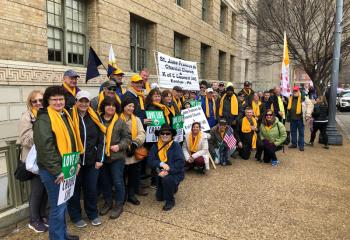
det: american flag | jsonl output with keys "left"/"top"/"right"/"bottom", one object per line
{"left": 224, "top": 126, "right": 237, "bottom": 150}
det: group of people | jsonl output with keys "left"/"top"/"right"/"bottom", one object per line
{"left": 17, "top": 66, "right": 329, "bottom": 240}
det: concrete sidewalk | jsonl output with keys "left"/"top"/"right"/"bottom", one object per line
{"left": 4, "top": 137, "right": 350, "bottom": 240}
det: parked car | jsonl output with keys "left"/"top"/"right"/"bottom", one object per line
{"left": 337, "top": 89, "right": 350, "bottom": 107}
{"left": 339, "top": 92, "right": 350, "bottom": 111}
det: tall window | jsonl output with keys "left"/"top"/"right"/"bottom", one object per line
{"left": 47, "top": 0, "right": 86, "bottom": 65}
{"left": 230, "top": 55, "right": 235, "bottom": 81}
{"left": 246, "top": 21, "right": 251, "bottom": 43}
{"left": 130, "top": 16, "right": 148, "bottom": 72}
{"left": 200, "top": 43, "right": 210, "bottom": 79}
{"left": 202, "top": 0, "right": 208, "bottom": 21}
{"left": 220, "top": 2, "right": 228, "bottom": 32}
{"left": 231, "top": 13, "right": 236, "bottom": 38}
{"left": 218, "top": 51, "right": 226, "bottom": 81}
{"left": 174, "top": 32, "right": 189, "bottom": 60}
{"left": 176, "top": 0, "right": 183, "bottom": 6}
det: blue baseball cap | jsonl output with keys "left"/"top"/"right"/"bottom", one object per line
{"left": 63, "top": 69, "right": 80, "bottom": 78}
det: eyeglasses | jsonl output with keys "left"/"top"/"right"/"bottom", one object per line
{"left": 107, "top": 87, "right": 116, "bottom": 91}
{"left": 31, "top": 99, "right": 43, "bottom": 104}
{"left": 160, "top": 132, "right": 171, "bottom": 136}
{"left": 49, "top": 98, "right": 65, "bottom": 102}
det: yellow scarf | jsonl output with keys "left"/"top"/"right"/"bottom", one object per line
{"left": 153, "top": 102, "right": 171, "bottom": 125}
{"left": 205, "top": 96, "right": 216, "bottom": 118}
{"left": 265, "top": 125, "right": 273, "bottom": 131}
{"left": 132, "top": 87, "right": 145, "bottom": 110}
{"left": 167, "top": 105, "right": 176, "bottom": 116}
{"left": 47, "top": 106, "right": 83, "bottom": 156}
{"left": 252, "top": 101, "right": 261, "bottom": 118}
{"left": 157, "top": 139, "right": 173, "bottom": 163}
{"left": 97, "top": 92, "right": 121, "bottom": 114}
{"left": 105, "top": 114, "right": 119, "bottom": 157}
{"left": 63, "top": 82, "right": 76, "bottom": 97}
{"left": 120, "top": 113, "right": 137, "bottom": 140}
{"left": 287, "top": 94, "right": 301, "bottom": 114}
{"left": 145, "top": 82, "right": 151, "bottom": 94}
{"left": 189, "top": 132, "right": 202, "bottom": 153}
{"left": 241, "top": 117, "right": 257, "bottom": 149}
{"left": 31, "top": 108, "right": 38, "bottom": 118}
{"left": 243, "top": 89, "right": 251, "bottom": 96}
{"left": 219, "top": 93, "right": 238, "bottom": 116}
{"left": 173, "top": 97, "right": 182, "bottom": 112}
{"left": 72, "top": 106, "right": 106, "bottom": 135}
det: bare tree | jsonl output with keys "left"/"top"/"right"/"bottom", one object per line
{"left": 239, "top": 0, "right": 350, "bottom": 95}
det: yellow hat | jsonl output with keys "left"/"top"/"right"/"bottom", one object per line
{"left": 131, "top": 74, "right": 143, "bottom": 82}
{"left": 226, "top": 82, "right": 233, "bottom": 88}
{"left": 113, "top": 68, "right": 124, "bottom": 75}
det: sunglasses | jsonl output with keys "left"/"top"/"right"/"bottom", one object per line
{"left": 31, "top": 99, "right": 43, "bottom": 104}
{"left": 160, "top": 132, "right": 171, "bottom": 136}
{"left": 107, "top": 87, "right": 117, "bottom": 91}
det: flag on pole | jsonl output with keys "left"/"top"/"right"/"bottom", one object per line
{"left": 223, "top": 126, "right": 237, "bottom": 150}
{"left": 280, "top": 32, "right": 291, "bottom": 97}
{"left": 85, "top": 47, "right": 103, "bottom": 83}
{"left": 107, "top": 45, "right": 117, "bottom": 77}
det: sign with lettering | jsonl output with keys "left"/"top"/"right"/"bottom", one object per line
{"left": 157, "top": 52, "right": 200, "bottom": 91}
{"left": 145, "top": 111, "right": 166, "bottom": 142}
{"left": 172, "top": 115, "right": 184, "bottom": 142}
{"left": 181, "top": 106, "right": 210, "bottom": 134}
{"left": 57, "top": 152, "right": 80, "bottom": 206}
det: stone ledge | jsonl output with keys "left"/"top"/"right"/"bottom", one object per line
{"left": 0, "top": 203, "right": 29, "bottom": 237}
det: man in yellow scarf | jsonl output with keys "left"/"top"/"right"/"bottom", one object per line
{"left": 218, "top": 84, "right": 242, "bottom": 127}
{"left": 140, "top": 69, "right": 151, "bottom": 94}
{"left": 238, "top": 81, "right": 255, "bottom": 106}
{"left": 236, "top": 107, "right": 258, "bottom": 160}
{"left": 287, "top": 85, "right": 305, "bottom": 151}
{"left": 201, "top": 88, "right": 217, "bottom": 128}
{"left": 62, "top": 69, "right": 81, "bottom": 110}
{"left": 172, "top": 86, "right": 183, "bottom": 112}
{"left": 109, "top": 68, "right": 125, "bottom": 101}
{"left": 91, "top": 81, "right": 120, "bottom": 113}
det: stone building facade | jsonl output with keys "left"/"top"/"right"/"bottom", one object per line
{"left": 0, "top": 0, "right": 257, "bottom": 143}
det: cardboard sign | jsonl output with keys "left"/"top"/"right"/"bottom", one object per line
{"left": 181, "top": 106, "right": 210, "bottom": 134}
{"left": 172, "top": 115, "right": 184, "bottom": 142}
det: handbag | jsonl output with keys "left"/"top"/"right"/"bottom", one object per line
{"left": 14, "top": 161, "right": 34, "bottom": 181}
{"left": 26, "top": 145, "right": 39, "bottom": 174}
{"left": 135, "top": 146, "right": 148, "bottom": 161}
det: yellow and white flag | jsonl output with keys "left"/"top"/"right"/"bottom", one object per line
{"left": 280, "top": 32, "right": 291, "bottom": 97}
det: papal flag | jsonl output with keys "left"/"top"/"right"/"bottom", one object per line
{"left": 107, "top": 45, "right": 117, "bottom": 77}
{"left": 280, "top": 32, "right": 291, "bottom": 97}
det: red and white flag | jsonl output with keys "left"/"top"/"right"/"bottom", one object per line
{"left": 280, "top": 32, "right": 291, "bottom": 97}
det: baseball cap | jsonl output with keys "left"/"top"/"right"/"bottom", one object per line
{"left": 206, "top": 88, "right": 214, "bottom": 93}
{"left": 131, "top": 74, "right": 143, "bottom": 82}
{"left": 218, "top": 118, "right": 227, "bottom": 125}
{"left": 76, "top": 90, "right": 91, "bottom": 101}
{"left": 102, "top": 80, "right": 117, "bottom": 89}
{"left": 244, "top": 81, "right": 251, "bottom": 87}
{"left": 112, "top": 68, "right": 124, "bottom": 76}
{"left": 219, "top": 81, "right": 225, "bottom": 86}
{"left": 63, "top": 69, "right": 80, "bottom": 78}
{"left": 293, "top": 86, "right": 300, "bottom": 91}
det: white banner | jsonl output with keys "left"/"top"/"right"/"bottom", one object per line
{"left": 181, "top": 106, "right": 210, "bottom": 134}
{"left": 157, "top": 52, "right": 200, "bottom": 91}
{"left": 58, "top": 175, "right": 76, "bottom": 206}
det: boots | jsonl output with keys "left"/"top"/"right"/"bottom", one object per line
{"left": 110, "top": 204, "right": 123, "bottom": 219}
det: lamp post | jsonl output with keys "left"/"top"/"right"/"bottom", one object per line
{"left": 326, "top": 0, "right": 343, "bottom": 145}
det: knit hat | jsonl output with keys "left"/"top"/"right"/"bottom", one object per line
{"left": 121, "top": 97, "right": 134, "bottom": 111}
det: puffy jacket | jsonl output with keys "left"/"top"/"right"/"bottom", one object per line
{"left": 17, "top": 110, "right": 35, "bottom": 162}
{"left": 34, "top": 109, "right": 76, "bottom": 176}
{"left": 260, "top": 118, "right": 287, "bottom": 147}
{"left": 312, "top": 104, "right": 328, "bottom": 122}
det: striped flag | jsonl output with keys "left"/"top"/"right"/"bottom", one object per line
{"left": 280, "top": 32, "right": 291, "bottom": 97}
{"left": 223, "top": 126, "right": 236, "bottom": 150}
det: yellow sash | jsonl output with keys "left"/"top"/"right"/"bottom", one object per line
{"left": 31, "top": 108, "right": 38, "bottom": 118}
{"left": 145, "top": 82, "right": 151, "bottom": 94}
{"left": 219, "top": 93, "right": 238, "bottom": 116}
{"left": 189, "top": 132, "right": 202, "bottom": 153}
{"left": 120, "top": 113, "right": 137, "bottom": 140}
{"left": 72, "top": 106, "right": 106, "bottom": 135}
{"left": 241, "top": 117, "right": 257, "bottom": 149}
{"left": 105, "top": 114, "right": 119, "bottom": 157}
{"left": 243, "top": 89, "right": 251, "bottom": 96}
{"left": 63, "top": 82, "right": 76, "bottom": 97}
{"left": 252, "top": 101, "right": 261, "bottom": 118}
{"left": 205, "top": 96, "right": 216, "bottom": 118}
{"left": 47, "top": 106, "right": 83, "bottom": 156}
{"left": 173, "top": 97, "right": 182, "bottom": 112}
{"left": 157, "top": 139, "right": 173, "bottom": 163}
{"left": 287, "top": 94, "right": 301, "bottom": 114}
{"left": 132, "top": 87, "right": 145, "bottom": 110}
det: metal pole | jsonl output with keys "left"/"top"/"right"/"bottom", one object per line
{"left": 326, "top": 0, "right": 343, "bottom": 145}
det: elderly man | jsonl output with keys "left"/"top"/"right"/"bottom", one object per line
{"left": 140, "top": 69, "right": 151, "bottom": 94}
{"left": 218, "top": 81, "right": 226, "bottom": 97}
{"left": 211, "top": 81, "right": 219, "bottom": 92}
{"left": 201, "top": 88, "right": 217, "bottom": 128}
{"left": 271, "top": 86, "right": 288, "bottom": 123}
{"left": 62, "top": 69, "right": 80, "bottom": 110}
{"left": 91, "top": 81, "right": 120, "bottom": 113}
{"left": 110, "top": 68, "right": 125, "bottom": 101}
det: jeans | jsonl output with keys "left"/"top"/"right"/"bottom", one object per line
{"left": 290, "top": 119, "right": 304, "bottom": 147}
{"left": 68, "top": 165, "right": 99, "bottom": 223}
{"left": 29, "top": 175, "right": 48, "bottom": 222}
{"left": 39, "top": 169, "right": 68, "bottom": 240}
{"left": 156, "top": 175, "right": 179, "bottom": 205}
{"left": 100, "top": 160, "right": 125, "bottom": 204}
{"left": 124, "top": 162, "right": 141, "bottom": 199}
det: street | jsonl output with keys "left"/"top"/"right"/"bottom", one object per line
{"left": 336, "top": 111, "right": 350, "bottom": 141}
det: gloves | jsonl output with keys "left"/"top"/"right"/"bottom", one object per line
{"left": 126, "top": 142, "right": 138, "bottom": 157}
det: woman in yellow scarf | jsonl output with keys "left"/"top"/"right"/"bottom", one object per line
{"left": 148, "top": 124, "right": 185, "bottom": 211}
{"left": 120, "top": 97, "right": 146, "bottom": 205}
{"left": 183, "top": 122, "right": 210, "bottom": 173}
{"left": 237, "top": 107, "right": 258, "bottom": 160}
{"left": 161, "top": 90, "right": 180, "bottom": 128}
{"left": 33, "top": 86, "right": 80, "bottom": 239}
{"left": 98, "top": 96, "right": 131, "bottom": 219}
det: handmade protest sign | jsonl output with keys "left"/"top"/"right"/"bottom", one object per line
{"left": 57, "top": 152, "right": 80, "bottom": 205}
{"left": 172, "top": 115, "right": 184, "bottom": 142}
{"left": 157, "top": 52, "right": 200, "bottom": 91}
{"left": 190, "top": 100, "right": 201, "bottom": 107}
{"left": 181, "top": 106, "right": 210, "bottom": 134}
{"left": 145, "top": 111, "right": 166, "bottom": 142}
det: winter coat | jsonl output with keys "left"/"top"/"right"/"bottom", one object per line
{"left": 148, "top": 141, "right": 185, "bottom": 183}
{"left": 34, "top": 109, "right": 76, "bottom": 176}
{"left": 104, "top": 118, "right": 131, "bottom": 163}
{"left": 312, "top": 103, "right": 329, "bottom": 122}
{"left": 208, "top": 125, "right": 235, "bottom": 154}
{"left": 201, "top": 98, "right": 218, "bottom": 128}
{"left": 220, "top": 94, "right": 243, "bottom": 125}
{"left": 17, "top": 110, "right": 35, "bottom": 162}
{"left": 63, "top": 85, "right": 80, "bottom": 110}
{"left": 238, "top": 89, "right": 255, "bottom": 106}
{"left": 260, "top": 118, "right": 287, "bottom": 147}
{"left": 182, "top": 132, "right": 209, "bottom": 161}
{"left": 302, "top": 96, "right": 314, "bottom": 122}
{"left": 124, "top": 116, "right": 146, "bottom": 165}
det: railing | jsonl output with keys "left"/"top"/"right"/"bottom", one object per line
{"left": 0, "top": 141, "right": 30, "bottom": 214}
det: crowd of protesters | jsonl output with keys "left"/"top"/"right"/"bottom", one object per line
{"left": 17, "top": 67, "right": 329, "bottom": 240}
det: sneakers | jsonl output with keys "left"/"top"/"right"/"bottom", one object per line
{"left": 110, "top": 204, "right": 123, "bottom": 219}
{"left": 91, "top": 217, "right": 102, "bottom": 226}
{"left": 100, "top": 202, "right": 112, "bottom": 216}
{"left": 28, "top": 221, "right": 48, "bottom": 233}
{"left": 74, "top": 219, "right": 87, "bottom": 228}
{"left": 271, "top": 160, "right": 279, "bottom": 166}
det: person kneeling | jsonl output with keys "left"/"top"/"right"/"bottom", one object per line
{"left": 183, "top": 122, "right": 209, "bottom": 174}
{"left": 148, "top": 124, "right": 185, "bottom": 211}
{"left": 260, "top": 110, "right": 287, "bottom": 166}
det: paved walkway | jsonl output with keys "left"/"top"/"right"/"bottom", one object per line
{"left": 337, "top": 111, "right": 350, "bottom": 141}
{"left": 4, "top": 135, "right": 350, "bottom": 240}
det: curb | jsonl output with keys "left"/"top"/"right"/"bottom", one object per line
{"left": 336, "top": 115, "right": 350, "bottom": 141}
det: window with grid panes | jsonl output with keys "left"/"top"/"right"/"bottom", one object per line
{"left": 174, "top": 35, "right": 183, "bottom": 59}
{"left": 200, "top": 43, "right": 210, "bottom": 79}
{"left": 47, "top": 0, "right": 86, "bottom": 65}
{"left": 202, "top": 0, "right": 208, "bottom": 21}
{"left": 130, "top": 17, "right": 148, "bottom": 72}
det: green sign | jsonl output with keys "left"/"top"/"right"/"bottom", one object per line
{"left": 190, "top": 100, "right": 201, "bottom": 107}
{"left": 172, "top": 115, "right": 184, "bottom": 130}
{"left": 62, "top": 152, "right": 80, "bottom": 179}
{"left": 146, "top": 111, "right": 166, "bottom": 126}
